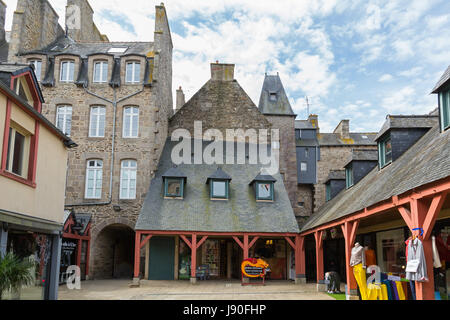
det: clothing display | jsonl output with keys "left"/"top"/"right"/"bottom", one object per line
{"left": 350, "top": 243, "right": 366, "bottom": 267}
{"left": 365, "top": 247, "right": 376, "bottom": 267}
{"left": 353, "top": 263, "right": 368, "bottom": 300}
{"left": 396, "top": 281, "right": 406, "bottom": 300}
{"left": 432, "top": 236, "right": 442, "bottom": 268}
{"left": 406, "top": 238, "right": 428, "bottom": 282}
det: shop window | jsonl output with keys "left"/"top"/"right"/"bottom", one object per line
{"left": 378, "top": 134, "right": 392, "bottom": 168}
{"left": 210, "top": 179, "right": 229, "bottom": 200}
{"left": 256, "top": 182, "right": 274, "bottom": 201}
{"left": 376, "top": 228, "right": 406, "bottom": 274}
{"left": 164, "top": 178, "right": 184, "bottom": 198}
{"left": 440, "top": 90, "right": 450, "bottom": 131}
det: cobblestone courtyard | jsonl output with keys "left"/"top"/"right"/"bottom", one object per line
{"left": 58, "top": 280, "right": 338, "bottom": 300}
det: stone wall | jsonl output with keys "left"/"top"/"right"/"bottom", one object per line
{"left": 0, "top": 1, "right": 6, "bottom": 44}
{"left": 66, "top": 0, "right": 106, "bottom": 42}
{"left": 314, "top": 145, "right": 377, "bottom": 213}
{"left": 8, "top": 0, "right": 64, "bottom": 62}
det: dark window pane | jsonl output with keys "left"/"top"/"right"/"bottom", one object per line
{"left": 12, "top": 131, "right": 25, "bottom": 175}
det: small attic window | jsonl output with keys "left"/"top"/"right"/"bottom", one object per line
{"left": 269, "top": 92, "right": 277, "bottom": 101}
{"left": 108, "top": 47, "right": 128, "bottom": 54}
{"left": 378, "top": 134, "right": 392, "bottom": 168}
{"left": 164, "top": 178, "right": 184, "bottom": 198}
{"left": 256, "top": 182, "right": 274, "bottom": 201}
{"left": 210, "top": 180, "right": 229, "bottom": 200}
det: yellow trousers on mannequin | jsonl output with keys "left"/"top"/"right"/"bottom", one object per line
{"left": 352, "top": 264, "right": 368, "bottom": 300}
{"left": 367, "top": 283, "right": 389, "bottom": 300}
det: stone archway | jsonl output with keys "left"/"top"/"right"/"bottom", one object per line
{"left": 90, "top": 217, "right": 136, "bottom": 279}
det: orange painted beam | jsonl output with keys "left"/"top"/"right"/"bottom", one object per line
{"left": 285, "top": 237, "right": 296, "bottom": 250}
{"left": 314, "top": 231, "right": 324, "bottom": 282}
{"left": 133, "top": 231, "right": 141, "bottom": 278}
{"left": 249, "top": 236, "right": 259, "bottom": 249}
{"left": 232, "top": 236, "right": 244, "bottom": 250}
{"left": 423, "top": 192, "right": 448, "bottom": 240}
{"left": 180, "top": 234, "right": 192, "bottom": 249}
{"left": 196, "top": 236, "right": 208, "bottom": 249}
{"left": 140, "top": 234, "right": 153, "bottom": 249}
{"left": 190, "top": 234, "right": 197, "bottom": 278}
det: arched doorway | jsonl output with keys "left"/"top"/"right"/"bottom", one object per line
{"left": 92, "top": 224, "right": 135, "bottom": 279}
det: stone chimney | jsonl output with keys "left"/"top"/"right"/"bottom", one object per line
{"left": 176, "top": 86, "right": 185, "bottom": 111}
{"left": 0, "top": 1, "right": 6, "bottom": 44}
{"left": 211, "top": 62, "right": 235, "bottom": 81}
{"left": 308, "top": 114, "right": 319, "bottom": 132}
{"left": 334, "top": 120, "right": 350, "bottom": 140}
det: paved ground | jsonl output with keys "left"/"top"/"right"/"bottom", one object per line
{"left": 58, "top": 279, "right": 338, "bottom": 300}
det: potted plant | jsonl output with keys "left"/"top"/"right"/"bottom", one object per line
{"left": 0, "top": 252, "right": 35, "bottom": 300}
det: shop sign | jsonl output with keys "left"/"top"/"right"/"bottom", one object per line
{"left": 241, "top": 258, "right": 269, "bottom": 278}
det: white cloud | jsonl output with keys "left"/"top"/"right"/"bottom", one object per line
{"left": 378, "top": 74, "right": 393, "bottom": 82}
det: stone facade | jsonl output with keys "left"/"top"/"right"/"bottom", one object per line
{"left": 5, "top": 1, "right": 173, "bottom": 279}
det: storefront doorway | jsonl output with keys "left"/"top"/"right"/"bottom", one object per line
{"left": 148, "top": 236, "right": 175, "bottom": 280}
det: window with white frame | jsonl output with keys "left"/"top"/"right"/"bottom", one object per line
{"left": 89, "top": 106, "right": 106, "bottom": 137}
{"left": 93, "top": 61, "right": 108, "bottom": 83}
{"left": 85, "top": 160, "right": 103, "bottom": 199}
{"left": 123, "top": 106, "right": 139, "bottom": 138}
{"left": 126, "top": 62, "right": 141, "bottom": 83}
{"left": 29, "top": 59, "right": 42, "bottom": 81}
{"left": 120, "top": 160, "right": 137, "bottom": 199}
{"left": 60, "top": 60, "right": 75, "bottom": 82}
{"left": 6, "top": 125, "right": 30, "bottom": 178}
{"left": 56, "top": 105, "right": 73, "bottom": 136}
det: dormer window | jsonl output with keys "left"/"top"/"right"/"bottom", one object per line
{"left": 206, "top": 167, "right": 232, "bottom": 200}
{"left": 28, "top": 60, "right": 42, "bottom": 81}
{"left": 440, "top": 90, "right": 450, "bottom": 131}
{"left": 93, "top": 61, "right": 108, "bottom": 83}
{"left": 126, "top": 62, "right": 141, "bottom": 83}
{"left": 162, "top": 167, "right": 187, "bottom": 199}
{"left": 250, "top": 172, "right": 276, "bottom": 202}
{"left": 378, "top": 134, "right": 392, "bottom": 168}
{"left": 345, "top": 164, "right": 354, "bottom": 189}
{"left": 60, "top": 60, "right": 75, "bottom": 82}
{"left": 269, "top": 92, "right": 277, "bottom": 101}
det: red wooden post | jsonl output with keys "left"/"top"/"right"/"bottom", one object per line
{"left": 133, "top": 231, "right": 141, "bottom": 279}
{"left": 314, "top": 231, "right": 324, "bottom": 289}
{"left": 85, "top": 240, "right": 91, "bottom": 278}
{"left": 190, "top": 234, "right": 197, "bottom": 280}
{"left": 243, "top": 234, "right": 249, "bottom": 260}
{"left": 76, "top": 239, "right": 82, "bottom": 268}
{"left": 296, "top": 235, "right": 306, "bottom": 282}
{"left": 341, "top": 220, "right": 359, "bottom": 297}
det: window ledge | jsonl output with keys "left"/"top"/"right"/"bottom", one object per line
{"left": 0, "top": 170, "right": 36, "bottom": 188}
{"left": 379, "top": 161, "right": 393, "bottom": 170}
{"left": 210, "top": 198, "right": 228, "bottom": 201}
{"left": 164, "top": 196, "right": 184, "bottom": 200}
{"left": 256, "top": 199, "right": 274, "bottom": 203}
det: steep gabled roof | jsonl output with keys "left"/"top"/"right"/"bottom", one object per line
{"left": 301, "top": 123, "right": 450, "bottom": 232}
{"left": 136, "top": 139, "right": 299, "bottom": 233}
{"left": 375, "top": 115, "right": 439, "bottom": 141}
{"left": 432, "top": 65, "right": 450, "bottom": 94}
{"left": 258, "top": 74, "right": 295, "bottom": 116}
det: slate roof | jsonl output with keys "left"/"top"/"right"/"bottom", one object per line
{"left": 21, "top": 36, "right": 154, "bottom": 58}
{"left": 295, "top": 120, "right": 315, "bottom": 129}
{"left": 318, "top": 132, "right": 377, "bottom": 146}
{"left": 301, "top": 123, "right": 450, "bottom": 232}
{"left": 206, "top": 167, "right": 232, "bottom": 183}
{"left": 375, "top": 115, "right": 439, "bottom": 141}
{"left": 258, "top": 74, "right": 296, "bottom": 116}
{"left": 325, "top": 170, "right": 346, "bottom": 183}
{"left": 0, "top": 63, "right": 45, "bottom": 103}
{"left": 432, "top": 65, "right": 450, "bottom": 93}
{"left": 344, "top": 149, "right": 378, "bottom": 168}
{"left": 136, "top": 139, "right": 299, "bottom": 233}
{"left": 296, "top": 139, "right": 319, "bottom": 147}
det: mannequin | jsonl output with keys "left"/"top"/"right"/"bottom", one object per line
{"left": 350, "top": 242, "right": 366, "bottom": 267}
{"left": 351, "top": 242, "right": 368, "bottom": 300}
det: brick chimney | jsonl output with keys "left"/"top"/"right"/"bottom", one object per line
{"left": 334, "top": 120, "right": 350, "bottom": 140}
{"left": 308, "top": 114, "right": 319, "bottom": 132}
{"left": 211, "top": 62, "right": 235, "bottom": 81}
{"left": 176, "top": 86, "right": 185, "bottom": 111}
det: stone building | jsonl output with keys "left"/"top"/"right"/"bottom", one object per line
{"left": 1, "top": 0, "right": 173, "bottom": 279}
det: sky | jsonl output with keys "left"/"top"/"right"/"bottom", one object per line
{"left": 4, "top": 0, "right": 450, "bottom": 132}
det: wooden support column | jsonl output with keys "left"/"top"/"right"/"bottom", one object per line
{"left": 133, "top": 231, "right": 141, "bottom": 280}
{"left": 190, "top": 234, "right": 197, "bottom": 283}
{"left": 243, "top": 235, "right": 249, "bottom": 260}
{"left": 85, "top": 239, "right": 91, "bottom": 279}
{"left": 314, "top": 231, "right": 325, "bottom": 291}
{"left": 285, "top": 235, "right": 306, "bottom": 284}
{"left": 76, "top": 238, "right": 82, "bottom": 268}
{"left": 341, "top": 220, "right": 359, "bottom": 298}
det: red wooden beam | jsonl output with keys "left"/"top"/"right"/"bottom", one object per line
{"left": 243, "top": 235, "right": 249, "bottom": 260}
{"left": 196, "top": 236, "right": 208, "bottom": 249}
{"left": 398, "top": 206, "right": 414, "bottom": 231}
{"left": 140, "top": 235, "right": 153, "bottom": 249}
{"left": 133, "top": 231, "right": 141, "bottom": 279}
{"left": 190, "top": 234, "right": 197, "bottom": 278}
{"left": 135, "top": 230, "right": 300, "bottom": 237}
{"left": 85, "top": 240, "right": 91, "bottom": 277}
{"left": 285, "top": 237, "right": 296, "bottom": 250}
{"left": 232, "top": 236, "right": 244, "bottom": 250}
{"left": 423, "top": 192, "right": 448, "bottom": 240}
{"left": 249, "top": 236, "right": 259, "bottom": 249}
{"left": 180, "top": 234, "right": 192, "bottom": 249}
{"left": 62, "top": 233, "right": 90, "bottom": 241}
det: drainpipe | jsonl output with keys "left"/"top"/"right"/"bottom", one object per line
{"left": 65, "top": 84, "right": 144, "bottom": 207}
